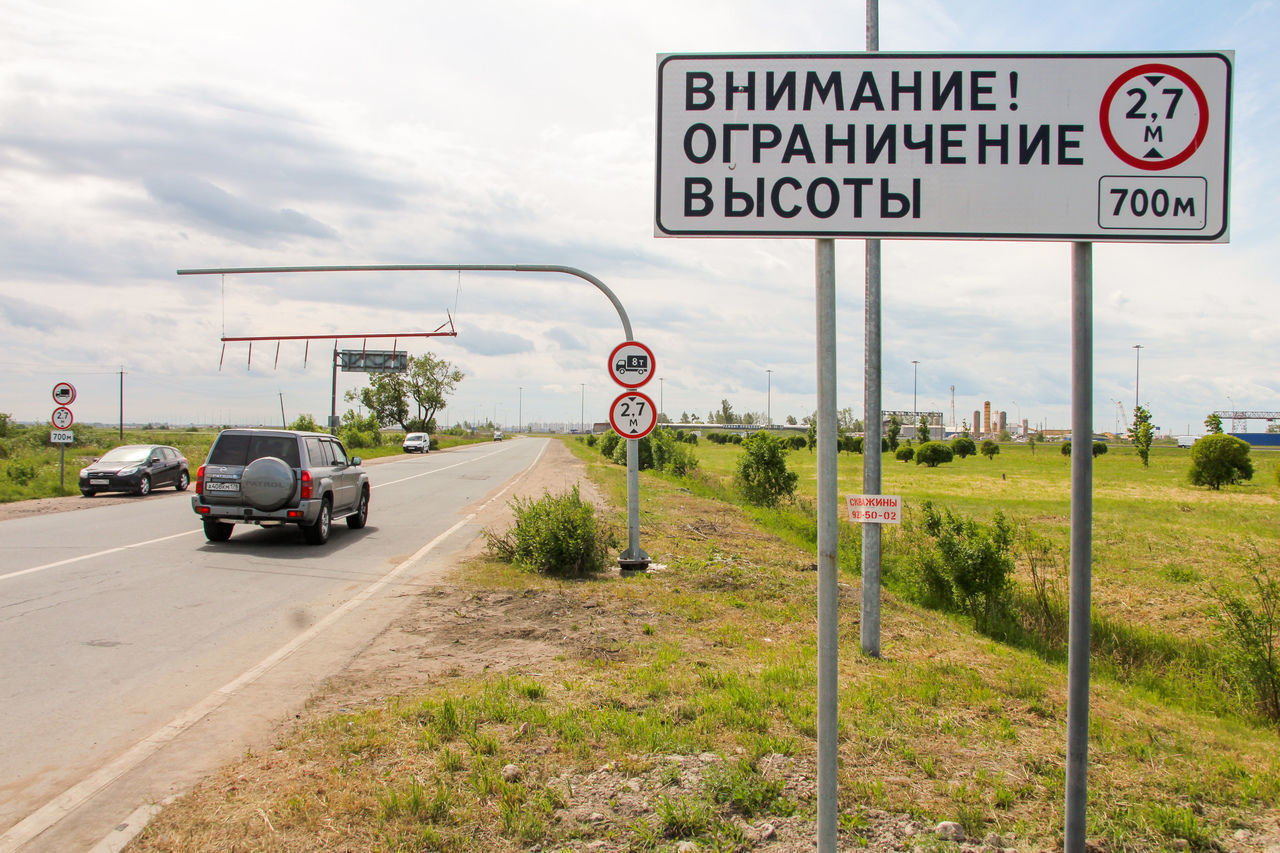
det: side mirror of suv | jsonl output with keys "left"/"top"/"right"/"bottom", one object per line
{"left": 350, "top": 456, "right": 362, "bottom": 466}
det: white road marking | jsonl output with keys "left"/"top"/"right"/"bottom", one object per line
{"left": 2, "top": 439, "right": 547, "bottom": 852}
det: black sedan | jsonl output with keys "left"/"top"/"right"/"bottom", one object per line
{"left": 79, "top": 444, "right": 190, "bottom": 497}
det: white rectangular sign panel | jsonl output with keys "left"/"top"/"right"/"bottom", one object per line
{"left": 846, "top": 494, "right": 902, "bottom": 524}
{"left": 656, "top": 52, "right": 1232, "bottom": 241}
{"left": 50, "top": 430, "right": 74, "bottom": 444}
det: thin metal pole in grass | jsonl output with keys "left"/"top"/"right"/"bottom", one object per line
{"left": 1064, "top": 242, "right": 1093, "bottom": 852}
{"left": 178, "top": 263, "right": 650, "bottom": 570}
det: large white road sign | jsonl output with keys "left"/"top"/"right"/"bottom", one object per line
{"left": 656, "top": 53, "right": 1232, "bottom": 241}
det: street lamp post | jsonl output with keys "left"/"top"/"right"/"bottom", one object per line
{"left": 579, "top": 383, "right": 585, "bottom": 434}
{"left": 1133, "top": 344, "right": 1144, "bottom": 411}
{"left": 766, "top": 369, "right": 772, "bottom": 426}
{"left": 659, "top": 377, "right": 664, "bottom": 420}
{"left": 911, "top": 359, "right": 920, "bottom": 418}
{"left": 518, "top": 386, "right": 522, "bottom": 434}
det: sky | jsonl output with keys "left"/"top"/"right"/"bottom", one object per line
{"left": 1, "top": 0, "right": 1277, "bottom": 436}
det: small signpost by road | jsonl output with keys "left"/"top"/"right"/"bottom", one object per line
{"left": 50, "top": 384, "right": 77, "bottom": 488}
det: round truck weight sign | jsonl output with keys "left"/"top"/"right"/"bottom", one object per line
{"left": 608, "top": 341, "right": 655, "bottom": 389}
{"left": 51, "top": 406, "right": 74, "bottom": 429}
{"left": 609, "top": 391, "right": 657, "bottom": 439}
{"left": 1100, "top": 63, "right": 1210, "bottom": 171}
{"left": 52, "top": 382, "right": 77, "bottom": 405}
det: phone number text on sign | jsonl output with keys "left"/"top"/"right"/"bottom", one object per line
{"left": 846, "top": 494, "right": 902, "bottom": 525}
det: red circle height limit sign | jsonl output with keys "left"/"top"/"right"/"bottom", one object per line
{"left": 51, "top": 406, "right": 74, "bottom": 429}
{"left": 1099, "top": 63, "right": 1210, "bottom": 171}
{"left": 608, "top": 341, "right": 655, "bottom": 389}
{"left": 609, "top": 391, "right": 657, "bottom": 439}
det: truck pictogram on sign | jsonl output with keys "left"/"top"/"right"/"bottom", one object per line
{"left": 608, "top": 341, "right": 656, "bottom": 389}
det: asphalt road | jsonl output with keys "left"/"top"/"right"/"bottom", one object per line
{"left": 0, "top": 436, "right": 547, "bottom": 852}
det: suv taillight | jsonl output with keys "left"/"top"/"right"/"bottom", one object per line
{"left": 300, "top": 469, "right": 312, "bottom": 499}
{"left": 196, "top": 465, "right": 205, "bottom": 494}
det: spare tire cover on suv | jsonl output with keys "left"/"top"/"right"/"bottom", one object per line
{"left": 241, "top": 456, "right": 297, "bottom": 511}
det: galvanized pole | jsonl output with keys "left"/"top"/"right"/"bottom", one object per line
{"left": 330, "top": 343, "right": 339, "bottom": 436}
{"left": 1064, "top": 241, "right": 1093, "bottom": 852}
{"left": 861, "top": 0, "right": 882, "bottom": 659}
{"left": 815, "top": 238, "right": 838, "bottom": 853}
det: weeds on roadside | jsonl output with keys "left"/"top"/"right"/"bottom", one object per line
{"left": 485, "top": 486, "right": 617, "bottom": 577}
{"left": 1213, "top": 544, "right": 1280, "bottom": 725}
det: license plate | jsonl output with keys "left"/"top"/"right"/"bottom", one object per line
{"left": 205, "top": 481, "right": 239, "bottom": 492}
{"left": 90, "top": 479, "right": 109, "bottom": 485}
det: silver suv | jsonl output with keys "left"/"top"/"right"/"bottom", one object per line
{"left": 192, "top": 429, "right": 370, "bottom": 545}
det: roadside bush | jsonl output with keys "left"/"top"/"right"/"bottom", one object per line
{"left": 903, "top": 501, "right": 1015, "bottom": 630}
{"left": 980, "top": 439, "right": 1000, "bottom": 459}
{"left": 610, "top": 433, "right": 654, "bottom": 470}
{"left": 787, "top": 435, "right": 807, "bottom": 451}
{"left": 599, "top": 430, "right": 621, "bottom": 459}
{"left": 950, "top": 436, "right": 976, "bottom": 459}
{"left": 894, "top": 446, "right": 914, "bottom": 462}
{"left": 735, "top": 432, "right": 799, "bottom": 507}
{"left": 584, "top": 434, "right": 597, "bottom": 447}
{"left": 485, "top": 486, "right": 615, "bottom": 577}
{"left": 1189, "top": 433, "right": 1254, "bottom": 490}
{"left": 914, "top": 441, "right": 954, "bottom": 467}
{"left": 5, "top": 460, "right": 39, "bottom": 486}
{"left": 650, "top": 428, "right": 699, "bottom": 476}
{"left": 1059, "top": 440, "right": 1108, "bottom": 457}
{"left": 288, "top": 413, "right": 323, "bottom": 432}
{"left": 1213, "top": 554, "right": 1280, "bottom": 724}
{"left": 847, "top": 436, "right": 864, "bottom": 454}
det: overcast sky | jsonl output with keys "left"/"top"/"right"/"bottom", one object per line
{"left": 2, "top": 0, "right": 1276, "bottom": 435}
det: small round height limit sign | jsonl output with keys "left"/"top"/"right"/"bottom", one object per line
{"left": 609, "top": 391, "right": 657, "bottom": 439}
{"left": 1100, "top": 63, "right": 1210, "bottom": 171}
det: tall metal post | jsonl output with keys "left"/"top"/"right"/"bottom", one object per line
{"left": 330, "top": 344, "right": 339, "bottom": 436}
{"left": 815, "top": 238, "right": 838, "bottom": 853}
{"left": 1133, "top": 344, "right": 1143, "bottom": 411}
{"left": 766, "top": 368, "right": 772, "bottom": 426}
{"left": 1065, "top": 241, "right": 1094, "bottom": 852}
{"left": 861, "top": 0, "right": 883, "bottom": 660}
{"left": 119, "top": 367, "right": 124, "bottom": 439}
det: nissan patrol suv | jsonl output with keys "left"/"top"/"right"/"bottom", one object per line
{"left": 192, "top": 429, "right": 370, "bottom": 545}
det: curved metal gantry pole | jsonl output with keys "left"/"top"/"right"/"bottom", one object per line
{"left": 177, "top": 264, "right": 649, "bottom": 569}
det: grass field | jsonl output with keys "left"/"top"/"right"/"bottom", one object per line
{"left": 131, "top": 435, "right": 1280, "bottom": 852}
{"left": 691, "top": 438, "right": 1280, "bottom": 641}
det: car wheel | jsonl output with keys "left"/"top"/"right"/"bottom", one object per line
{"left": 80, "top": 489, "right": 96, "bottom": 497}
{"left": 346, "top": 487, "right": 369, "bottom": 529}
{"left": 175, "top": 470, "right": 190, "bottom": 491}
{"left": 137, "top": 475, "right": 151, "bottom": 496}
{"left": 203, "top": 519, "right": 234, "bottom": 541}
{"left": 303, "top": 499, "right": 332, "bottom": 545}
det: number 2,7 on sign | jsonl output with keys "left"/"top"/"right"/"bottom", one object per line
{"left": 609, "top": 391, "right": 657, "bottom": 439}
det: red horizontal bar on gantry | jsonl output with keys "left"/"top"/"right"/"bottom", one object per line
{"left": 220, "top": 331, "right": 456, "bottom": 342}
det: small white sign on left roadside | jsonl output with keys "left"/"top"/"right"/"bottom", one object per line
{"left": 50, "top": 430, "right": 74, "bottom": 444}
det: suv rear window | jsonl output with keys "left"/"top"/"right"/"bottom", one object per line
{"left": 208, "top": 434, "right": 301, "bottom": 467}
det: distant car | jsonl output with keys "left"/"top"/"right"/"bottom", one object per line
{"left": 493, "top": 430, "right": 504, "bottom": 441}
{"left": 192, "top": 429, "right": 369, "bottom": 545}
{"left": 402, "top": 432, "right": 429, "bottom": 453}
{"left": 80, "top": 444, "right": 189, "bottom": 497}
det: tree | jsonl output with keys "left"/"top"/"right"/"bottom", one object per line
{"left": 1205, "top": 412, "right": 1224, "bottom": 434}
{"left": 719, "top": 399, "right": 738, "bottom": 425}
{"left": 1188, "top": 433, "right": 1254, "bottom": 489}
{"left": 288, "top": 413, "right": 323, "bottom": 432}
{"left": 806, "top": 420, "right": 816, "bottom": 452}
{"left": 951, "top": 435, "right": 976, "bottom": 459}
{"left": 347, "top": 353, "right": 463, "bottom": 432}
{"left": 960, "top": 419, "right": 971, "bottom": 439}
{"left": 915, "top": 441, "right": 954, "bottom": 467}
{"left": 735, "top": 432, "right": 799, "bottom": 507}
{"left": 1128, "top": 405, "right": 1155, "bottom": 467}
{"left": 886, "top": 414, "right": 902, "bottom": 451}
{"left": 918, "top": 414, "right": 930, "bottom": 443}
{"left": 895, "top": 445, "right": 914, "bottom": 462}
{"left": 980, "top": 439, "right": 1000, "bottom": 460}
{"left": 785, "top": 415, "right": 798, "bottom": 426}
{"left": 838, "top": 408, "right": 863, "bottom": 434}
